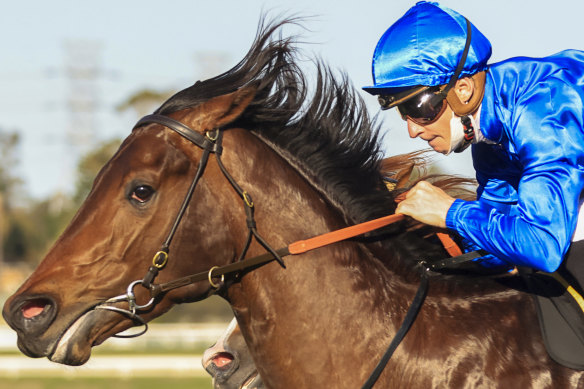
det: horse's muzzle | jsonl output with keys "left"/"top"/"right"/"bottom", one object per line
{"left": 2, "top": 294, "right": 58, "bottom": 357}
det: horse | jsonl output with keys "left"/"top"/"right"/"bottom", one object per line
{"left": 3, "top": 18, "right": 584, "bottom": 388}
{"left": 203, "top": 318, "right": 264, "bottom": 389}
{"left": 200, "top": 154, "right": 442, "bottom": 389}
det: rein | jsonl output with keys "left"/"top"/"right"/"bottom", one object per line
{"left": 149, "top": 212, "right": 406, "bottom": 298}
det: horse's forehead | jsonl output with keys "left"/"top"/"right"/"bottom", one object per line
{"left": 118, "top": 129, "right": 186, "bottom": 168}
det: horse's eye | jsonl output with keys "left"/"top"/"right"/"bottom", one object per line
{"left": 130, "top": 185, "right": 155, "bottom": 203}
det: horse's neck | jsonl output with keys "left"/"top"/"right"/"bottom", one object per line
{"left": 220, "top": 129, "right": 413, "bottom": 300}
{"left": 220, "top": 130, "right": 417, "bottom": 386}
{"left": 218, "top": 131, "right": 557, "bottom": 387}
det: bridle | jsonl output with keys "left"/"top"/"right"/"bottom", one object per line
{"left": 96, "top": 113, "right": 411, "bottom": 336}
{"left": 96, "top": 113, "right": 287, "bottom": 336}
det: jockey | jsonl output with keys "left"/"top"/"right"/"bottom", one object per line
{"left": 363, "top": 1, "right": 584, "bottom": 286}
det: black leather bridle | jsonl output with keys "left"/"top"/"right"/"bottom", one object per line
{"left": 96, "top": 114, "right": 286, "bottom": 336}
{"left": 135, "top": 114, "right": 286, "bottom": 285}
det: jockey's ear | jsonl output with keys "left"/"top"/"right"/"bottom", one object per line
{"left": 178, "top": 83, "right": 259, "bottom": 131}
{"left": 452, "top": 77, "right": 474, "bottom": 106}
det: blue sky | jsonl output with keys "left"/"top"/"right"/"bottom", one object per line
{"left": 1, "top": 0, "right": 582, "bottom": 198}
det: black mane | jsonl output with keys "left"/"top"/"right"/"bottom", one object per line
{"left": 156, "top": 18, "right": 394, "bottom": 225}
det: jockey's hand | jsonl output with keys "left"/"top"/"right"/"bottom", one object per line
{"left": 395, "top": 181, "right": 456, "bottom": 228}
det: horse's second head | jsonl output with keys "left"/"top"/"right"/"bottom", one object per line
{"left": 203, "top": 318, "right": 263, "bottom": 389}
{"left": 2, "top": 86, "right": 257, "bottom": 366}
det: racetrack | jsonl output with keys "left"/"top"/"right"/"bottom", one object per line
{"left": 0, "top": 322, "right": 228, "bottom": 378}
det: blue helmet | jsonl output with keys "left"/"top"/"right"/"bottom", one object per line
{"left": 362, "top": 1, "right": 492, "bottom": 96}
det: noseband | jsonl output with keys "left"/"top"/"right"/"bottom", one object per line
{"left": 97, "top": 114, "right": 286, "bottom": 337}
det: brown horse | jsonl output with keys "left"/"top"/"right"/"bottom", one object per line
{"left": 200, "top": 155, "right": 426, "bottom": 389}
{"left": 3, "top": 19, "right": 584, "bottom": 388}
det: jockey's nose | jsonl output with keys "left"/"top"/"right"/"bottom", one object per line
{"left": 407, "top": 119, "right": 424, "bottom": 138}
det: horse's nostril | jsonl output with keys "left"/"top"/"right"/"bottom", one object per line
{"left": 21, "top": 299, "right": 50, "bottom": 319}
{"left": 212, "top": 352, "right": 234, "bottom": 369}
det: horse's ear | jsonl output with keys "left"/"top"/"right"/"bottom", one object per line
{"left": 394, "top": 162, "right": 415, "bottom": 189}
{"left": 190, "top": 83, "right": 258, "bottom": 130}
{"left": 380, "top": 157, "right": 416, "bottom": 190}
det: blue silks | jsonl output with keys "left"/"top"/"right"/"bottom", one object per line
{"left": 446, "top": 50, "right": 584, "bottom": 272}
{"left": 362, "top": 1, "right": 492, "bottom": 94}
{"left": 362, "top": 1, "right": 584, "bottom": 272}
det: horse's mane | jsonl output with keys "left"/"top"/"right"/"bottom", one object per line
{"left": 156, "top": 18, "right": 394, "bottom": 226}
{"left": 155, "top": 17, "right": 477, "bottom": 244}
{"left": 155, "top": 17, "right": 496, "bottom": 281}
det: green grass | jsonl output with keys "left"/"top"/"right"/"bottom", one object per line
{"left": 0, "top": 377, "right": 212, "bottom": 389}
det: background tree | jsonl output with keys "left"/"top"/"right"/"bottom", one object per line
{"left": 0, "top": 130, "right": 24, "bottom": 265}
{"left": 0, "top": 131, "right": 23, "bottom": 205}
{"left": 73, "top": 138, "right": 121, "bottom": 206}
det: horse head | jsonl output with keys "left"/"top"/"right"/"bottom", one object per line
{"left": 2, "top": 85, "right": 260, "bottom": 366}
{"left": 203, "top": 318, "right": 263, "bottom": 389}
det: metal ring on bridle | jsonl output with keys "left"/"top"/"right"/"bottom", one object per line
{"left": 152, "top": 250, "right": 169, "bottom": 269}
{"left": 126, "top": 280, "right": 156, "bottom": 310}
{"left": 97, "top": 280, "right": 155, "bottom": 315}
{"left": 95, "top": 280, "right": 154, "bottom": 338}
{"left": 208, "top": 266, "right": 224, "bottom": 289}
{"left": 206, "top": 129, "right": 219, "bottom": 141}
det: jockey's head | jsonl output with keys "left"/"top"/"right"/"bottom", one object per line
{"left": 363, "top": 1, "right": 492, "bottom": 154}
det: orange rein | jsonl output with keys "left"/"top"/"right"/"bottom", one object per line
{"left": 149, "top": 193, "right": 462, "bottom": 298}
{"left": 288, "top": 214, "right": 462, "bottom": 257}
{"left": 288, "top": 214, "right": 405, "bottom": 254}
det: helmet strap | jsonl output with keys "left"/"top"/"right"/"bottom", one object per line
{"left": 429, "top": 17, "right": 473, "bottom": 108}
{"left": 448, "top": 112, "right": 475, "bottom": 154}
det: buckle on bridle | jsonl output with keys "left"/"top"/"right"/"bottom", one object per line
{"left": 206, "top": 129, "right": 219, "bottom": 141}
{"left": 95, "top": 280, "right": 155, "bottom": 338}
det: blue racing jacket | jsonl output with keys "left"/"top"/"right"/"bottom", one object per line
{"left": 445, "top": 50, "right": 584, "bottom": 272}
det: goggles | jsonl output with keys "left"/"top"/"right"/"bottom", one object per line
{"left": 379, "top": 86, "right": 447, "bottom": 125}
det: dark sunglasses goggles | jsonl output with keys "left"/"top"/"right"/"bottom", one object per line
{"left": 394, "top": 86, "right": 447, "bottom": 125}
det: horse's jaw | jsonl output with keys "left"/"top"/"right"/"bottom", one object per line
{"left": 48, "top": 308, "right": 133, "bottom": 366}
{"left": 48, "top": 310, "right": 97, "bottom": 365}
